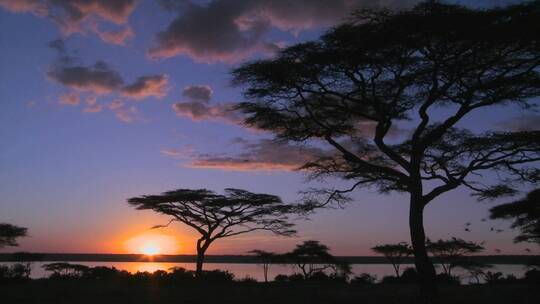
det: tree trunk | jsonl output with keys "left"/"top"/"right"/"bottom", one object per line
{"left": 410, "top": 195, "right": 439, "bottom": 304}
{"left": 195, "top": 238, "right": 210, "bottom": 278}
{"left": 263, "top": 264, "right": 269, "bottom": 283}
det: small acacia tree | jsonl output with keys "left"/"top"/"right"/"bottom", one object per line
{"left": 232, "top": 1, "right": 540, "bottom": 301}
{"left": 426, "top": 238, "right": 484, "bottom": 276}
{"left": 285, "top": 240, "right": 349, "bottom": 280}
{"left": 372, "top": 242, "right": 412, "bottom": 278}
{"left": 248, "top": 249, "right": 276, "bottom": 282}
{"left": 490, "top": 188, "right": 540, "bottom": 245}
{"left": 128, "top": 188, "right": 300, "bottom": 277}
{"left": 0, "top": 223, "right": 27, "bottom": 249}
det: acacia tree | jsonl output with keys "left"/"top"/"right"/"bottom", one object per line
{"left": 490, "top": 188, "right": 540, "bottom": 245}
{"left": 0, "top": 223, "right": 27, "bottom": 249}
{"left": 232, "top": 2, "right": 540, "bottom": 301}
{"left": 426, "top": 238, "right": 484, "bottom": 276}
{"left": 372, "top": 242, "right": 412, "bottom": 278}
{"left": 128, "top": 188, "right": 299, "bottom": 277}
{"left": 285, "top": 240, "right": 349, "bottom": 280}
{"left": 248, "top": 249, "right": 276, "bottom": 282}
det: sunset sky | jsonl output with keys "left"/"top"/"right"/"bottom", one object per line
{"left": 0, "top": 0, "right": 537, "bottom": 256}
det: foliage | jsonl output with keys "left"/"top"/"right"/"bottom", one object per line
{"left": 284, "top": 240, "right": 351, "bottom": 280}
{"left": 128, "top": 188, "right": 303, "bottom": 275}
{"left": 0, "top": 263, "right": 32, "bottom": 282}
{"left": 0, "top": 223, "right": 27, "bottom": 248}
{"left": 427, "top": 238, "right": 484, "bottom": 276}
{"left": 43, "top": 263, "right": 91, "bottom": 279}
{"left": 490, "top": 188, "right": 540, "bottom": 244}
{"left": 248, "top": 249, "right": 276, "bottom": 282}
{"left": 350, "top": 273, "right": 377, "bottom": 285}
{"left": 371, "top": 242, "right": 412, "bottom": 278}
{"left": 232, "top": 0, "right": 540, "bottom": 297}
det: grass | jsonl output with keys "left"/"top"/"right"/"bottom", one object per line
{"left": 1, "top": 280, "right": 539, "bottom": 304}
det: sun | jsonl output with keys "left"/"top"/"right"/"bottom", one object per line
{"left": 123, "top": 232, "right": 180, "bottom": 255}
{"left": 140, "top": 242, "right": 161, "bottom": 256}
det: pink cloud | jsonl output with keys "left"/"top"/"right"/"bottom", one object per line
{"left": 165, "top": 138, "right": 328, "bottom": 172}
{"left": 59, "top": 92, "right": 80, "bottom": 105}
{"left": 150, "top": 0, "right": 415, "bottom": 62}
{"left": 121, "top": 74, "right": 169, "bottom": 100}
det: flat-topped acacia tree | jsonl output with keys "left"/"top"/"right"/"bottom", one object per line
{"left": 232, "top": 1, "right": 540, "bottom": 301}
{"left": 128, "top": 188, "right": 299, "bottom": 276}
{"left": 0, "top": 223, "right": 27, "bottom": 249}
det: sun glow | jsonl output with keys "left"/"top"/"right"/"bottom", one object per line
{"left": 124, "top": 233, "right": 180, "bottom": 255}
{"left": 140, "top": 242, "right": 160, "bottom": 256}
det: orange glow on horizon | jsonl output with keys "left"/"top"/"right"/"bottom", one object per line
{"left": 123, "top": 232, "right": 181, "bottom": 255}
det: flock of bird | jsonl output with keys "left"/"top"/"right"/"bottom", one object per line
{"left": 461, "top": 219, "right": 534, "bottom": 254}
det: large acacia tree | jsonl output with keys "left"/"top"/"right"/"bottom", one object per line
{"left": 490, "top": 188, "right": 540, "bottom": 245}
{"left": 232, "top": 1, "right": 540, "bottom": 301}
{"left": 128, "top": 188, "right": 300, "bottom": 276}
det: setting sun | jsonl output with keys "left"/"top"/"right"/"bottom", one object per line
{"left": 140, "top": 242, "right": 160, "bottom": 256}
{"left": 124, "top": 233, "right": 180, "bottom": 255}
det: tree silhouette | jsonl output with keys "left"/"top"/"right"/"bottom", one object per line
{"left": 490, "top": 188, "right": 540, "bottom": 245}
{"left": 285, "top": 240, "right": 349, "bottom": 280}
{"left": 426, "top": 237, "right": 484, "bottom": 276}
{"left": 232, "top": 1, "right": 540, "bottom": 301}
{"left": 248, "top": 249, "right": 276, "bottom": 283}
{"left": 0, "top": 223, "right": 27, "bottom": 248}
{"left": 371, "top": 242, "right": 412, "bottom": 278}
{"left": 128, "top": 188, "right": 300, "bottom": 276}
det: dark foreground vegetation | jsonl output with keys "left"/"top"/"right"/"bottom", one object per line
{"left": 1, "top": 264, "right": 540, "bottom": 304}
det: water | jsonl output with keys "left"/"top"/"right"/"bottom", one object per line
{"left": 1, "top": 262, "right": 528, "bottom": 283}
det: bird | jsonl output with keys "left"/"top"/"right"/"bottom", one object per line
{"left": 481, "top": 218, "right": 487, "bottom": 222}
{"left": 490, "top": 227, "right": 494, "bottom": 231}
{"left": 465, "top": 222, "right": 471, "bottom": 226}
{"left": 525, "top": 248, "right": 531, "bottom": 253}
{"left": 465, "top": 228, "right": 471, "bottom": 232}
{"left": 494, "top": 249, "right": 501, "bottom": 253}
{"left": 495, "top": 229, "right": 504, "bottom": 233}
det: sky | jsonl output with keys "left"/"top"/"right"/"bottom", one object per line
{"left": 0, "top": 0, "right": 538, "bottom": 256}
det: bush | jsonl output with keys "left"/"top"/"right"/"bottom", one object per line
{"left": 485, "top": 271, "right": 519, "bottom": 284}
{"left": 350, "top": 273, "right": 377, "bottom": 285}
{"left": 198, "top": 269, "right": 235, "bottom": 282}
{"left": 524, "top": 269, "right": 540, "bottom": 284}
{"left": 0, "top": 263, "right": 32, "bottom": 282}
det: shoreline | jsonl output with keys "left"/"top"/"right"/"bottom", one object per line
{"left": 1, "top": 253, "right": 538, "bottom": 264}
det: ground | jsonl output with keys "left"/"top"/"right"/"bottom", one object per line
{"left": 1, "top": 281, "right": 539, "bottom": 304}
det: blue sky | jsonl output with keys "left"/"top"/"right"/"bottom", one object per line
{"left": 0, "top": 0, "right": 537, "bottom": 255}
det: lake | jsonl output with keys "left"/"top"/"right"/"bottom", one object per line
{"left": 2, "top": 262, "right": 529, "bottom": 283}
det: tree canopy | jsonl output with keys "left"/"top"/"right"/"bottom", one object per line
{"left": 232, "top": 1, "right": 540, "bottom": 298}
{"left": 372, "top": 242, "right": 412, "bottom": 278}
{"left": 427, "top": 238, "right": 485, "bottom": 276}
{"left": 0, "top": 223, "right": 27, "bottom": 248}
{"left": 490, "top": 188, "right": 540, "bottom": 244}
{"left": 128, "top": 188, "right": 302, "bottom": 275}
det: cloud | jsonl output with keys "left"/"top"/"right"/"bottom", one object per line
{"left": 83, "top": 104, "right": 103, "bottom": 113}
{"left": 165, "top": 138, "right": 327, "bottom": 171}
{"left": 498, "top": 114, "right": 540, "bottom": 131}
{"left": 47, "top": 60, "right": 124, "bottom": 94}
{"left": 172, "top": 100, "right": 242, "bottom": 124}
{"left": 0, "top": 0, "right": 137, "bottom": 44}
{"left": 114, "top": 105, "right": 141, "bottom": 123}
{"left": 182, "top": 85, "right": 213, "bottom": 103}
{"left": 121, "top": 74, "right": 170, "bottom": 99}
{"left": 172, "top": 83, "right": 245, "bottom": 125}
{"left": 149, "top": 0, "right": 415, "bottom": 62}
{"left": 59, "top": 92, "right": 80, "bottom": 105}
{"left": 0, "top": 0, "right": 46, "bottom": 14}
{"left": 48, "top": 40, "right": 169, "bottom": 100}
{"left": 93, "top": 26, "right": 134, "bottom": 46}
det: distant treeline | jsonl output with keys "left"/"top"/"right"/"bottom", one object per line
{"left": 0, "top": 253, "right": 537, "bottom": 264}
